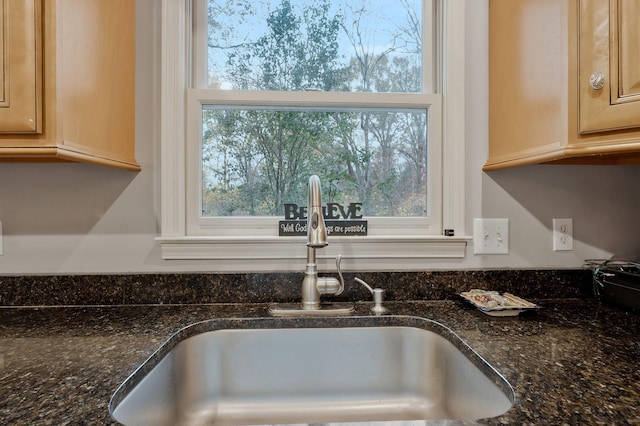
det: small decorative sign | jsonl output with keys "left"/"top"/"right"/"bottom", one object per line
{"left": 279, "top": 202, "right": 368, "bottom": 236}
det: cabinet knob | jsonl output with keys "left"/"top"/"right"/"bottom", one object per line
{"left": 589, "top": 72, "right": 606, "bottom": 90}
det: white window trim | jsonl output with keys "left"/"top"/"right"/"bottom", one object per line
{"left": 187, "top": 90, "right": 443, "bottom": 237}
{"left": 158, "top": 0, "right": 468, "bottom": 272}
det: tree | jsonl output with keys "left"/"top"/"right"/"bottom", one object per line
{"left": 227, "top": 0, "right": 346, "bottom": 92}
{"left": 206, "top": 0, "right": 347, "bottom": 215}
{"left": 202, "top": 0, "right": 427, "bottom": 217}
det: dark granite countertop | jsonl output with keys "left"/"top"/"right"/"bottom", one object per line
{"left": 1, "top": 298, "right": 639, "bottom": 425}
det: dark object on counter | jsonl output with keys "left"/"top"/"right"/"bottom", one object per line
{"left": 593, "top": 259, "right": 640, "bottom": 311}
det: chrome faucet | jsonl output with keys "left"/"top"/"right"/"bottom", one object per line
{"left": 302, "top": 175, "right": 344, "bottom": 310}
{"left": 269, "top": 175, "right": 353, "bottom": 316}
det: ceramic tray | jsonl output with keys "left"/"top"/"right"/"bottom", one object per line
{"left": 459, "top": 289, "right": 539, "bottom": 317}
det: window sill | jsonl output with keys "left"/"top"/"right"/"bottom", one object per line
{"left": 157, "top": 235, "right": 469, "bottom": 272}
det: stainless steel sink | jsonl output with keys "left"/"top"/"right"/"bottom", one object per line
{"left": 110, "top": 316, "right": 513, "bottom": 425}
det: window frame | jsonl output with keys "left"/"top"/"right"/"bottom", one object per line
{"left": 187, "top": 90, "right": 442, "bottom": 237}
{"left": 158, "top": 0, "right": 468, "bottom": 271}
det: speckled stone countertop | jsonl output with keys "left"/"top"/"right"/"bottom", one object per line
{"left": 1, "top": 298, "right": 639, "bottom": 425}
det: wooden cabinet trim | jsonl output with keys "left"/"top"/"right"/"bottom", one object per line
{"left": 0, "top": 0, "right": 42, "bottom": 134}
{"left": 578, "top": 0, "right": 640, "bottom": 133}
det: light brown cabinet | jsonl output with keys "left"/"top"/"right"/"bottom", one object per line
{"left": 0, "top": 0, "right": 42, "bottom": 134}
{"left": 579, "top": 0, "right": 640, "bottom": 133}
{"left": 486, "top": 0, "right": 640, "bottom": 170}
{"left": 0, "top": 0, "right": 139, "bottom": 171}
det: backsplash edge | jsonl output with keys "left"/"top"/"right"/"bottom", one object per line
{"left": 0, "top": 269, "right": 594, "bottom": 307}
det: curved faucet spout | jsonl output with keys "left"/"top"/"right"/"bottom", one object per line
{"left": 270, "top": 175, "right": 353, "bottom": 315}
{"left": 307, "top": 175, "right": 327, "bottom": 248}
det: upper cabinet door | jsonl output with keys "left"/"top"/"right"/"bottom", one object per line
{"left": 579, "top": 0, "right": 640, "bottom": 133}
{"left": 0, "top": 0, "right": 42, "bottom": 134}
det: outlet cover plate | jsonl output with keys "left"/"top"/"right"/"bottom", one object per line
{"left": 473, "top": 218, "right": 509, "bottom": 254}
{"left": 553, "top": 218, "right": 573, "bottom": 251}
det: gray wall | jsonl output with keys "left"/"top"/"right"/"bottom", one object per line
{"left": 0, "top": 0, "right": 637, "bottom": 274}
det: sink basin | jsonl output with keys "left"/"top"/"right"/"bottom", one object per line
{"left": 110, "top": 316, "right": 513, "bottom": 425}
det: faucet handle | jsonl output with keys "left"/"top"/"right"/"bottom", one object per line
{"left": 335, "top": 254, "right": 345, "bottom": 295}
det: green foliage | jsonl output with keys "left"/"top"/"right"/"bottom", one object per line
{"left": 203, "top": 0, "right": 427, "bottom": 218}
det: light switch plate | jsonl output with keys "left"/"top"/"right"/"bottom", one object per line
{"left": 473, "top": 218, "right": 509, "bottom": 254}
{"left": 0, "top": 221, "right": 3, "bottom": 256}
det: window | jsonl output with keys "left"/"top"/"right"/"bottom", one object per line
{"left": 159, "top": 0, "right": 467, "bottom": 271}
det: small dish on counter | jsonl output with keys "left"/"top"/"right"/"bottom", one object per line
{"left": 459, "top": 289, "right": 540, "bottom": 317}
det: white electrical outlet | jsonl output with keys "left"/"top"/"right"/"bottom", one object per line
{"left": 553, "top": 218, "right": 573, "bottom": 251}
{"left": 473, "top": 218, "right": 509, "bottom": 254}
